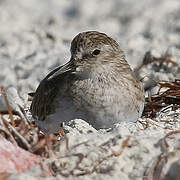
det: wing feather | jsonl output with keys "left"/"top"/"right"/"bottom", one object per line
{"left": 30, "top": 63, "right": 74, "bottom": 121}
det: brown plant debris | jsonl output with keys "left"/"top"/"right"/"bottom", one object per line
{"left": 0, "top": 87, "right": 60, "bottom": 158}
{"left": 143, "top": 79, "right": 180, "bottom": 118}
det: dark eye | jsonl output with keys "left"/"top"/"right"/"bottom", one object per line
{"left": 92, "top": 49, "right": 100, "bottom": 55}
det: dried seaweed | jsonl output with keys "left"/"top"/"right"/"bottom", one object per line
{"left": 0, "top": 87, "right": 60, "bottom": 157}
{"left": 143, "top": 79, "right": 180, "bottom": 118}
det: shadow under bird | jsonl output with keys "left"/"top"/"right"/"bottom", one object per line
{"left": 30, "top": 31, "right": 145, "bottom": 133}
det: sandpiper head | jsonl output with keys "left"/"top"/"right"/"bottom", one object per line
{"left": 69, "top": 31, "right": 125, "bottom": 74}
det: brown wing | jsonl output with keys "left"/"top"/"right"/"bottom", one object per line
{"left": 30, "top": 75, "right": 61, "bottom": 121}
{"left": 30, "top": 61, "right": 75, "bottom": 121}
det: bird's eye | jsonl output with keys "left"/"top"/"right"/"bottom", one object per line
{"left": 92, "top": 49, "right": 100, "bottom": 55}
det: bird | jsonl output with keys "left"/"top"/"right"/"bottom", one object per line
{"left": 30, "top": 31, "right": 145, "bottom": 133}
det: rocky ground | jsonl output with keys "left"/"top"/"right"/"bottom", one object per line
{"left": 0, "top": 0, "right": 180, "bottom": 180}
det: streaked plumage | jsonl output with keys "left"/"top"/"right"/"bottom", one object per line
{"left": 30, "top": 31, "right": 145, "bottom": 133}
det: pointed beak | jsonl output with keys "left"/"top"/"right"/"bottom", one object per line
{"left": 46, "top": 58, "right": 76, "bottom": 80}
